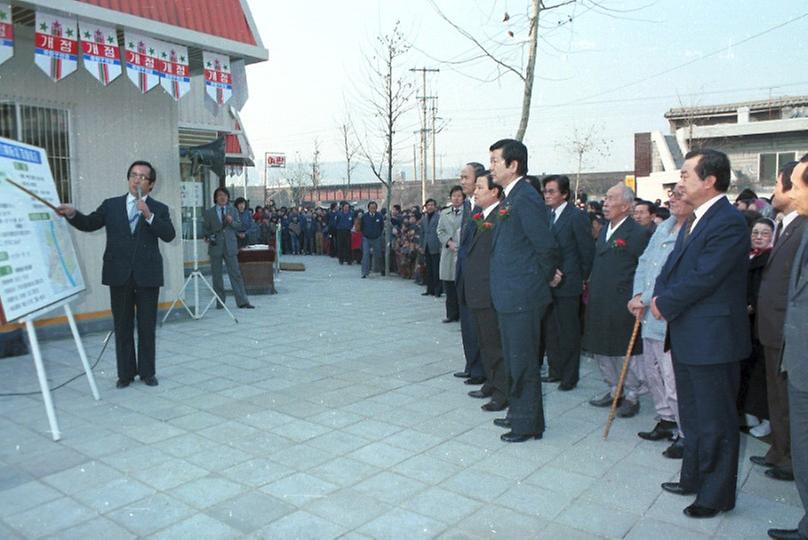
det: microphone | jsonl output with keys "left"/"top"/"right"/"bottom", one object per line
{"left": 136, "top": 184, "right": 143, "bottom": 200}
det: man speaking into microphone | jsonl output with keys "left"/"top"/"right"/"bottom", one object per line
{"left": 56, "top": 161, "right": 175, "bottom": 389}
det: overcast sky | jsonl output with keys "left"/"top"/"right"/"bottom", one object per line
{"left": 240, "top": 0, "right": 808, "bottom": 184}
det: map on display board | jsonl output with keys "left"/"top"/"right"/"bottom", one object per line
{"left": 0, "top": 137, "right": 85, "bottom": 324}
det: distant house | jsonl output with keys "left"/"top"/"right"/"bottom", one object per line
{"left": 635, "top": 96, "right": 808, "bottom": 201}
{"left": 0, "top": 0, "right": 267, "bottom": 336}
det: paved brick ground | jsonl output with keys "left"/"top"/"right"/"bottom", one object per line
{"left": 0, "top": 255, "right": 801, "bottom": 538}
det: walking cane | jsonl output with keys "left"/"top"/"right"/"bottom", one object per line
{"left": 603, "top": 317, "right": 642, "bottom": 440}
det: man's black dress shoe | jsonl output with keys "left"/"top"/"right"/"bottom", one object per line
{"left": 661, "top": 482, "right": 695, "bottom": 495}
{"left": 750, "top": 455, "right": 775, "bottom": 468}
{"left": 464, "top": 377, "right": 486, "bottom": 385}
{"left": 216, "top": 302, "right": 224, "bottom": 310}
{"left": 768, "top": 528, "right": 807, "bottom": 539}
{"left": 558, "top": 382, "right": 576, "bottom": 391}
{"left": 453, "top": 371, "right": 470, "bottom": 378}
{"left": 683, "top": 504, "right": 720, "bottom": 518}
{"left": 442, "top": 318, "right": 458, "bottom": 323}
{"left": 468, "top": 389, "right": 490, "bottom": 399}
{"left": 541, "top": 375, "right": 560, "bottom": 383}
{"left": 589, "top": 392, "right": 618, "bottom": 407}
{"left": 238, "top": 303, "right": 255, "bottom": 309}
{"left": 493, "top": 418, "right": 511, "bottom": 428}
{"left": 663, "top": 438, "right": 684, "bottom": 459}
{"left": 141, "top": 376, "right": 159, "bottom": 387}
{"left": 481, "top": 401, "right": 508, "bottom": 412}
{"left": 766, "top": 467, "right": 795, "bottom": 481}
{"left": 116, "top": 378, "right": 133, "bottom": 389}
{"left": 421, "top": 292, "right": 431, "bottom": 296}
{"left": 638, "top": 420, "right": 676, "bottom": 441}
{"left": 501, "top": 431, "right": 542, "bottom": 443}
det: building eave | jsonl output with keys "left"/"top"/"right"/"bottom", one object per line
{"left": 18, "top": 0, "right": 268, "bottom": 64}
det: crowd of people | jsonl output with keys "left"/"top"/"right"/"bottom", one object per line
{"left": 223, "top": 141, "right": 807, "bottom": 535}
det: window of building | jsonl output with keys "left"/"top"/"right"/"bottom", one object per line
{"left": 0, "top": 101, "right": 72, "bottom": 203}
{"left": 759, "top": 151, "right": 797, "bottom": 186}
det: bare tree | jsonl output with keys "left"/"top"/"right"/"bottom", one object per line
{"left": 429, "top": 0, "right": 574, "bottom": 141}
{"left": 558, "top": 124, "right": 612, "bottom": 199}
{"left": 285, "top": 153, "right": 311, "bottom": 207}
{"left": 339, "top": 119, "right": 359, "bottom": 186}
{"left": 352, "top": 21, "right": 414, "bottom": 275}
{"left": 309, "top": 138, "right": 321, "bottom": 188}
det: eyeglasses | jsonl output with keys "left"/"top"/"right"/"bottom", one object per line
{"left": 128, "top": 172, "right": 150, "bottom": 181}
{"left": 751, "top": 230, "right": 772, "bottom": 237}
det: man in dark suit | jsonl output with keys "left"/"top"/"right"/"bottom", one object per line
{"left": 652, "top": 149, "right": 751, "bottom": 519}
{"left": 420, "top": 198, "right": 442, "bottom": 296}
{"left": 57, "top": 161, "right": 175, "bottom": 388}
{"left": 488, "top": 139, "right": 559, "bottom": 443}
{"left": 457, "top": 172, "right": 508, "bottom": 411}
{"left": 203, "top": 187, "right": 254, "bottom": 310}
{"left": 752, "top": 161, "right": 805, "bottom": 482}
{"left": 542, "top": 174, "right": 595, "bottom": 391}
{"left": 583, "top": 183, "right": 650, "bottom": 418}
{"left": 768, "top": 155, "right": 808, "bottom": 540}
{"left": 454, "top": 162, "right": 486, "bottom": 386}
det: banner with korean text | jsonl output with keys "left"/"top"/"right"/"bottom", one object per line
{"left": 124, "top": 31, "right": 160, "bottom": 93}
{"left": 156, "top": 40, "right": 190, "bottom": 100}
{"left": 34, "top": 10, "right": 78, "bottom": 82}
{"left": 203, "top": 51, "right": 232, "bottom": 106}
{"left": 78, "top": 19, "right": 120, "bottom": 86}
{"left": 0, "top": 3, "right": 12, "bottom": 66}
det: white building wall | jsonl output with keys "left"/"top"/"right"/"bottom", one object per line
{"left": 0, "top": 28, "right": 184, "bottom": 320}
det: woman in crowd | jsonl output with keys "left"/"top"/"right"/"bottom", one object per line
{"left": 288, "top": 215, "right": 302, "bottom": 255}
{"left": 739, "top": 217, "right": 775, "bottom": 437}
{"left": 234, "top": 197, "right": 256, "bottom": 248}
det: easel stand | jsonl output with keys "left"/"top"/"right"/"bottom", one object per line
{"left": 22, "top": 301, "right": 101, "bottom": 441}
{"left": 162, "top": 200, "right": 238, "bottom": 324}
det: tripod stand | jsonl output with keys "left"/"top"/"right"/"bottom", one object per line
{"left": 162, "top": 177, "right": 237, "bottom": 324}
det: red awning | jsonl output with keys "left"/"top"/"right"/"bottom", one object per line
{"left": 76, "top": 0, "right": 257, "bottom": 45}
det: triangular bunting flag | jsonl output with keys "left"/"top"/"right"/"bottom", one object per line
{"left": 124, "top": 31, "right": 160, "bottom": 93}
{"left": 156, "top": 40, "right": 190, "bottom": 100}
{"left": 34, "top": 10, "right": 78, "bottom": 81}
{"left": 0, "top": 3, "right": 13, "bottom": 66}
{"left": 78, "top": 19, "right": 121, "bottom": 86}
{"left": 202, "top": 51, "right": 232, "bottom": 106}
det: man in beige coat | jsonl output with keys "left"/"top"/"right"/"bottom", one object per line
{"left": 437, "top": 185, "right": 466, "bottom": 323}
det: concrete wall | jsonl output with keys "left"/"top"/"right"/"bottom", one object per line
{"left": 1, "top": 27, "right": 184, "bottom": 330}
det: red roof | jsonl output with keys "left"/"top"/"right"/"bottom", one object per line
{"left": 77, "top": 0, "right": 257, "bottom": 45}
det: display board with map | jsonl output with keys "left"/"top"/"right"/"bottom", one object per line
{"left": 0, "top": 137, "right": 85, "bottom": 324}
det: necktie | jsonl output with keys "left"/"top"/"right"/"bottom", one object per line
{"left": 220, "top": 206, "right": 226, "bottom": 225}
{"left": 683, "top": 214, "right": 696, "bottom": 243}
{"left": 128, "top": 199, "right": 139, "bottom": 234}
{"left": 550, "top": 209, "right": 556, "bottom": 225}
{"left": 773, "top": 221, "right": 784, "bottom": 246}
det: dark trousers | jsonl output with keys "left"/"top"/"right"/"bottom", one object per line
{"left": 544, "top": 296, "right": 582, "bottom": 387}
{"left": 329, "top": 233, "right": 337, "bottom": 257}
{"left": 472, "top": 307, "right": 509, "bottom": 404}
{"left": 764, "top": 346, "right": 791, "bottom": 469}
{"left": 738, "top": 340, "right": 768, "bottom": 420}
{"left": 459, "top": 303, "right": 484, "bottom": 379}
{"left": 499, "top": 306, "right": 546, "bottom": 435}
{"left": 337, "top": 230, "right": 352, "bottom": 264}
{"left": 424, "top": 249, "right": 441, "bottom": 295}
{"left": 443, "top": 280, "right": 459, "bottom": 321}
{"left": 788, "top": 382, "right": 808, "bottom": 537}
{"left": 674, "top": 358, "right": 740, "bottom": 510}
{"left": 109, "top": 278, "right": 159, "bottom": 381}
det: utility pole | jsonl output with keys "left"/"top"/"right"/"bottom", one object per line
{"left": 410, "top": 67, "right": 439, "bottom": 194}
{"left": 430, "top": 96, "right": 438, "bottom": 184}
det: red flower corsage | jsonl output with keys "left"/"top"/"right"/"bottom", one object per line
{"left": 472, "top": 212, "right": 494, "bottom": 232}
{"left": 611, "top": 238, "right": 626, "bottom": 251}
{"left": 497, "top": 205, "right": 510, "bottom": 220}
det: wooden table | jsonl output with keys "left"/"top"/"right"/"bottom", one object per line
{"left": 237, "top": 245, "right": 276, "bottom": 295}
